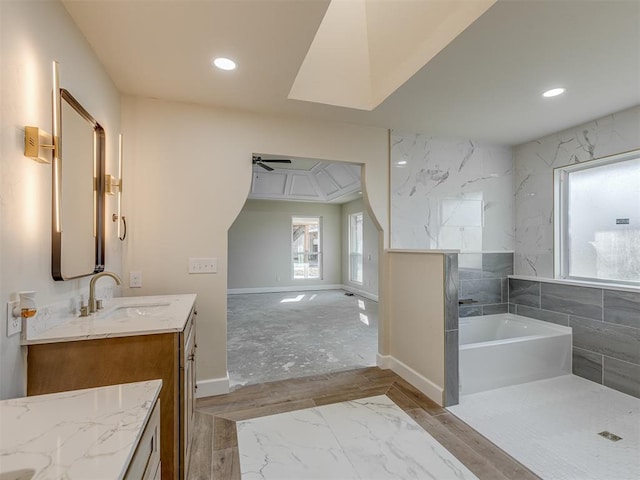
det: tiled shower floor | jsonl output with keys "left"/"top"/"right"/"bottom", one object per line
{"left": 448, "top": 375, "right": 640, "bottom": 480}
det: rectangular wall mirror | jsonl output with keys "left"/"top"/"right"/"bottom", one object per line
{"left": 52, "top": 88, "right": 105, "bottom": 280}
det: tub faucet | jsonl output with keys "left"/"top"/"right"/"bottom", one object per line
{"left": 88, "top": 272, "right": 122, "bottom": 313}
{"left": 458, "top": 298, "right": 478, "bottom": 305}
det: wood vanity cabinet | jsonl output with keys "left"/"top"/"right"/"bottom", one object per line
{"left": 27, "top": 306, "right": 197, "bottom": 480}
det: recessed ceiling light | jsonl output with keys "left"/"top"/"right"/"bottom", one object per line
{"left": 542, "top": 87, "right": 565, "bottom": 98}
{"left": 212, "top": 57, "right": 236, "bottom": 71}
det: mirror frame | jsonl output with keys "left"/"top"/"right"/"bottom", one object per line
{"left": 51, "top": 88, "right": 106, "bottom": 280}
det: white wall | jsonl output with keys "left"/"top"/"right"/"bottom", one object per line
{"left": 341, "top": 198, "right": 379, "bottom": 298}
{"left": 514, "top": 105, "right": 640, "bottom": 277}
{"left": 390, "top": 131, "right": 513, "bottom": 251}
{"left": 0, "top": 1, "right": 122, "bottom": 399}
{"left": 228, "top": 200, "right": 342, "bottom": 289}
{"left": 121, "top": 96, "right": 389, "bottom": 394}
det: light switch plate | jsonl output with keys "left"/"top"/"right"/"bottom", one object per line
{"left": 189, "top": 257, "right": 217, "bottom": 274}
{"left": 6, "top": 300, "right": 21, "bottom": 337}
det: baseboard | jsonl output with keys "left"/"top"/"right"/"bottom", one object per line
{"left": 196, "top": 375, "right": 230, "bottom": 398}
{"left": 228, "top": 284, "right": 344, "bottom": 295}
{"left": 376, "top": 354, "right": 444, "bottom": 406}
{"left": 341, "top": 285, "right": 378, "bottom": 302}
{"left": 227, "top": 284, "right": 379, "bottom": 301}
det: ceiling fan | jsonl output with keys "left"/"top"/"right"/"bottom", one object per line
{"left": 252, "top": 155, "right": 292, "bottom": 171}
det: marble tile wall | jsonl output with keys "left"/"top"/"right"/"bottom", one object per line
{"left": 513, "top": 105, "right": 640, "bottom": 278}
{"left": 509, "top": 278, "right": 640, "bottom": 398}
{"left": 458, "top": 252, "right": 514, "bottom": 317}
{"left": 391, "top": 131, "right": 514, "bottom": 251}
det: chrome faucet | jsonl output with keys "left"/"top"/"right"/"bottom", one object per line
{"left": 88, "top": 272, "right": 122, "bottom": 313}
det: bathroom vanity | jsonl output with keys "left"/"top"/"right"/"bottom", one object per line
{"left": 0, "top": 380, "right": 162, "bottom": 480}
{"left": 23, "top": 294, "right": 197, "bottom": 480}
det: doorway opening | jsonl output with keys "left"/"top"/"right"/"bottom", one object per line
{"left": 227, "top": 155, "right": 380, "bottom": 388}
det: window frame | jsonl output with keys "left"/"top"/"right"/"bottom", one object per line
{"left": 348, "top": 212, "right": 364, "bottom": 284}
{"left": 291, "top": 215, "right": 323, "bottom": 280}
{"left": 554, "top": 148, "right": 640, "bottom": 286}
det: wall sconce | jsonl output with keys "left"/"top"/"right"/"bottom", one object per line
{"left": 24, "top": 127, "right": 54, "bottom": 163}
{"left": 105, "top": 174, "right": 121, "bottom": 195}
{"left": 12, "top": 291, "right": 37, "bottom": 319}
{"left": 111, "top": 134, "right": 127, "bottom": 241}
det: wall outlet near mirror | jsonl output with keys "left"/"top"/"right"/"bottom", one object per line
{"left": 6, "top": 301, "right": 21, "bottom": 337}
{"left": 130, "top": 271, "right": 143, "bottom": 288}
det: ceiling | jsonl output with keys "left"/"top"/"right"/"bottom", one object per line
{"left": 62, "top": 0, "right": 640, "bottom": 146}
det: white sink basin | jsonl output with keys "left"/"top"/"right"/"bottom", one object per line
{"left": 103, "top": 302, "right": 171, "bottom": 319}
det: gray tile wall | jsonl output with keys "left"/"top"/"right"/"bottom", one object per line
{"left": 508, "top": 278, "right": 640, "bottom": 399}
{"left": 444, "top": 253, "right": 459, "bottom": 407}
{"left": 459, "top": 253, "right": 513, "bottom": 317}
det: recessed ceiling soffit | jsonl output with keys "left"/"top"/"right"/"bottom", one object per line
{"left": 288, "top": 0, "right": 497, "bottom": 110}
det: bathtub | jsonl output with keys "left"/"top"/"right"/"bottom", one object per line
{"left": 459, "top": 313, "right": 572, "bottom": 395}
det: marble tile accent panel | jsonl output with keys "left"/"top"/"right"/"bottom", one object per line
{"left": 570, "top": 315, "right": 640, "bottom": 365}
{"left": 508, "top": 278, "right": 540, "bottom": 307}
{"left": 444, "top": 253, "right": 459, "bottom": 331}
{"left": 514, "top": 106, "right": 640, "bottom": 278}
{"left": 390, "top": 131, "right": 514, "bottom": 251}
{"left": 541, "top": 283, "right": 602, "bottom": 320}
{"left": 459, "top": 305, "right": 482, "bottom": 318}
{"left": 483, "top": 304, "right": 509, "bottom": 315}
{"left": 460, "top": 278, "right": 502, "bottom": 305}
{"left": 572, "top": 347, "right": 603, "bottom": 384}
{"left": 445, "top": 330, "right": 459, "bottom": 407}
{"left": 514, "top": 305, "right": 569, "bottom": 326}
{"left": 603, "top": 290, "right": 640, "bottom": 329}
{"left": 603, "top": 357, "right": 640, "bottom": 399}
{"left": 482, "top": 253, "right": 514, "bottom": 278}
{"left": 237, "top": 395, "right": 478, "bottom": 480}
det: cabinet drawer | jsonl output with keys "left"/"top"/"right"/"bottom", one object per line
{"left": 125, "top": 399, "right": 161, "bottom": 480}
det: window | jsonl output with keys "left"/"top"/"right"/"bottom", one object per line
{"left": 292, "top": 216, "right": 321, "bottom": 279}
{"left": 349, "top": 212, "right": 363, "bottom": 283}
{"left": 554, "top": 149, "right": 640, "bottom": 285}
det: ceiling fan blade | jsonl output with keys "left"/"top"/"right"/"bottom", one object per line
{"left": 258, "top": 162, "right": 274, "bottom": 171}
{"left": 261, "top": 159, "right": 291, "bottom": 163}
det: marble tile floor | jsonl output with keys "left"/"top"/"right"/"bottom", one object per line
{"left": 448, "top": 375, "right": 640, "bottom": 480}
{"left": 189, "top": 367, "right": 539, "bottom": 480}
{"left": 237, "top": 395, "right": 477, "bottom": 479}
{"left": 227, "top": 290, "right": 378, "bottom": 388}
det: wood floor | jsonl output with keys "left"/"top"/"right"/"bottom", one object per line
{"left": 188, "top": 367, "right": 540, "bottom": 480}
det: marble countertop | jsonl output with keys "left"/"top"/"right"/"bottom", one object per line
{"left": 22, "top": 294, "right": 196, "bottom": 345}
{"left": 0, "top": 380, "right": 162, "bottom": 480}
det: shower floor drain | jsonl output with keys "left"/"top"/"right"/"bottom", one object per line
{"left": 598, "top": 431, "right": 623, "bottom": 442}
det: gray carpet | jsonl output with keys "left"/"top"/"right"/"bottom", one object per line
{"left": 227, "top": 290, "right": 378, "bottom": 388}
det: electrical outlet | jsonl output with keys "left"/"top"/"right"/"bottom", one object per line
{"left": 130, "top": 271, "right": 143, "bottom": 288}
{"left": 188, "top": 257, "right": 217, "bottom": 274}
{"left": 6, "top": 300, "right": 21, "bottom": 337}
